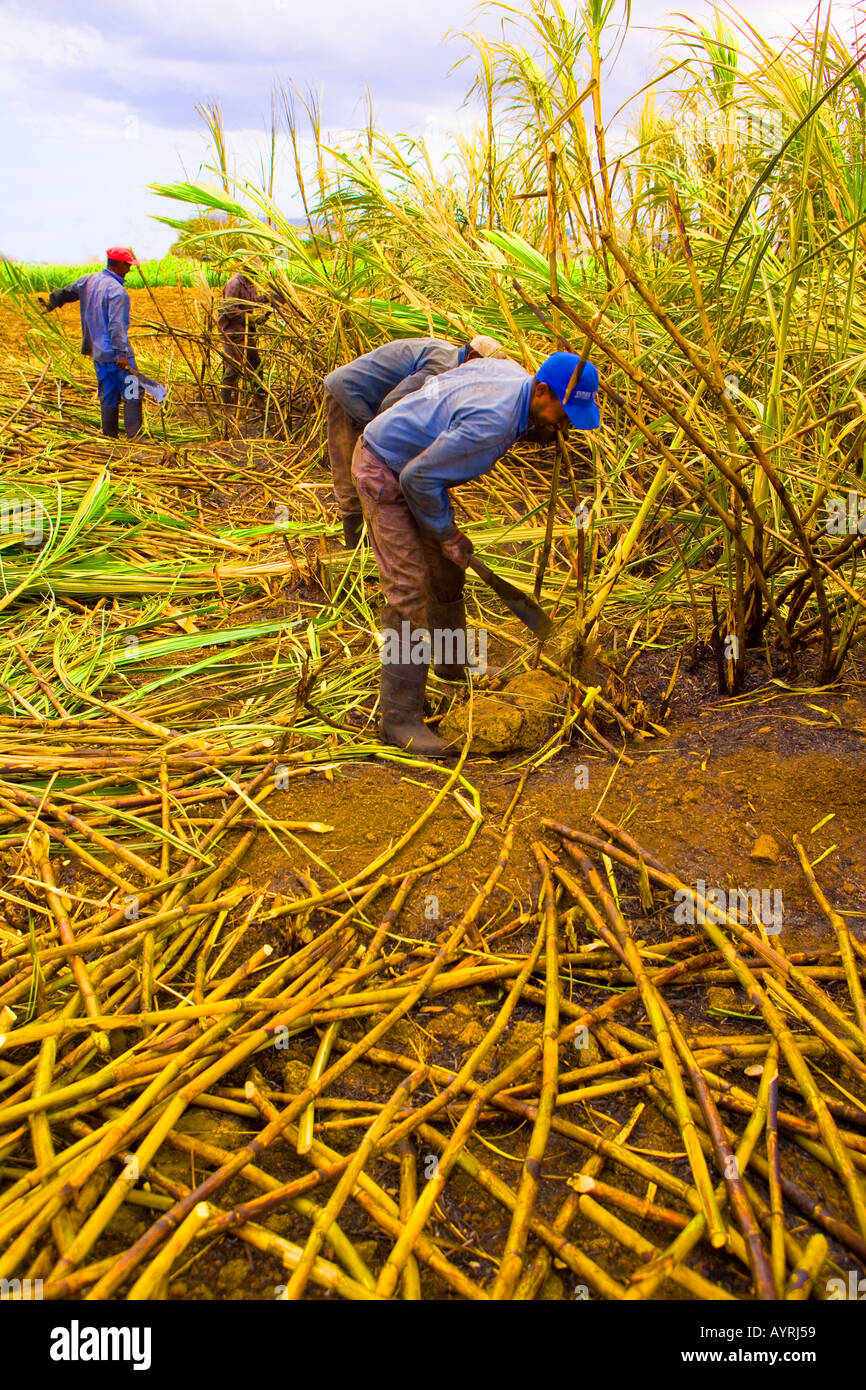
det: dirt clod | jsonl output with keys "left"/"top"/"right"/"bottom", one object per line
{"left": 749, "top": 833, "right": 782, "bottom": 863}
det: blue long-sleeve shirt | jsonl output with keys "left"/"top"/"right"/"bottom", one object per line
{"left": 363, "top": 358, "right": 534, "bottom": 537}
{"left": 324, "top": 338, "right": 468, "bottom": 425}
{"left": 47, "top": 269, "right": 136, "bottom": 367}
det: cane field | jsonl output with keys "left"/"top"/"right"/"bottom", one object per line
{"left": 0, "top": 1, "right": 864, "bottom": 1306}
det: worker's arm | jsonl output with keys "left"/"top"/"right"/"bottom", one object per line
{"left": 378, "top": 343, "right": 457, "bottom": 413}
{"left": 323, "top": 366, "right": 376, "bottom": 426}
{"left": 398, "top": 416, "right": 508, "bottom": 538}
{"left": 378, "top": 368, "right": 442, "bottom": 414}
{"left": 261, "top": 285, "right": 288, "bottom": 310}
{"left": 242, "top": 279, "right": 275, "bottom": 309}
{"left": 255, "top": 287, "right": 287, "bottom": 322}
{"left": 224, "top": 295, "right": 263, "bottom": 316}
{"left": 44, "top": 279, "right": 85, "bottom": 312}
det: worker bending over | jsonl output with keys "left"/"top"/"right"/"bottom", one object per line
{"left": 351, "top": 352, "right": 600, "bottom": 757}
{"left": 324, "top": 334, "right": 505, "bottom": 547}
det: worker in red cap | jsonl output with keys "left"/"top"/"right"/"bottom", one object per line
{"left": 43, "top": 248, "right": 144, "bottom": 439}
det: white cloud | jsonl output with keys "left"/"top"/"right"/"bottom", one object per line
{"left": 1, "top": 0, "right": 861, "bottom": 261}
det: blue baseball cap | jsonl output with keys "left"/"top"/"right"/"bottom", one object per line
{"left": 536, "top": 353, "right": 600, "bottom": 429}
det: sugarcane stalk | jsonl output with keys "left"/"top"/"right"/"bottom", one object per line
{"left": 553, "top": 850, "right": 729, "bottom": 1252}
{"left": 396, "top": 1137, "right": 421, "bottom": 1301}
{"left": 417, "top": 1122, "right": 626, "bottom": 1300}
{"left": 785, "top": 1235, "right": 829, "bottom": 1300}
{"left": 30, "top": 835, "right": 110, "bottom": 1056}
{"left": 241, "top": 1073, "right": 484, "bottom": 1299}
{"left": 490, "top": 845, "right": 560, "bottom": 1297}
{"left": 127, "top": 1200, "right": 211, "bottom": 1300}
{"left": 372, "top": 904, "right": 549, "bottom": 1296}
{"left": 766, "top": 1048, "right": 786, "bottom": 1296}
{"left": 793, "top": 833, "right": 866, "bottom": 1036}
{"left": 513, "top": 1104, "right": 643, "bottom": 1300}
{"left": 296, "top": 1021, "right": 341, "bottom": 1155}
{"left": 286, "top": 1067, "right": 426, "bottom": 1299}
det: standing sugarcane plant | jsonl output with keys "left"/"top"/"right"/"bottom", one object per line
{"left": 137, "top": 0, "right": 866, "bottom": 687}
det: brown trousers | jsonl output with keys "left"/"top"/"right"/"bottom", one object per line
{"left": 220, "top": 329, "right": 262, "bottom": 405}
{"left": 351, "top": 439, "right": 463, "bottom": 626}
{"left": 326, "top": 392, "right": 364, "bottom": 520}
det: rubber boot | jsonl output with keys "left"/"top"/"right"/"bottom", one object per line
{"left": 428, "top": 596, "right": 469, "bottom": 681}
{"left": 124, "top": 394, "right": 143, "bottom": 440}
{"left": 380, "top": 655, "right": 450, "bottom": 758}
{"left": 342, "top": 513, "right": 364, "bottom": 549}
{"left": 429, "top": 592, "right": 493, "bottom": 682}
{"left": 428, "top": 597, "right": 501, "bottom": 682}
{"left": 100, "top": 402, "right": 119, "bottom": 438}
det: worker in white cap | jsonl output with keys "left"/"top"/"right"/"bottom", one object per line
{"left": 323, "top": 334, "right": 506, "bottom": 546}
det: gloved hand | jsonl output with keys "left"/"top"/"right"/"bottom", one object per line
{"left": 441, "top": 529, "right": 474, "bottom": 569}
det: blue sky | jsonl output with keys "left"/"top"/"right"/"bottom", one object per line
{"left": 0, "top": 0, "right": 855, "bottom": 262}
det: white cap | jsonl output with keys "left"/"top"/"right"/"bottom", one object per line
{"left": 468, "top": 334, "right": 507, "bottom": 359}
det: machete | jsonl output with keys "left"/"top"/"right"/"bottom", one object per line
{"left": 466, "top": 554, "right": 553, "bottom": 639}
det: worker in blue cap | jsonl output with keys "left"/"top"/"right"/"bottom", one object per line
{"left": 351, "top": 351, "right": 600, "bottom": 756}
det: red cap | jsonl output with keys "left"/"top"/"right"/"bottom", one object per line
{"left": 106, "top": 246, "right": 141, "bottom": 265}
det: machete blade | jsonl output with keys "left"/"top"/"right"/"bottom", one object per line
{"left": 467, "top": 555, "right": 553, "bottom": 640}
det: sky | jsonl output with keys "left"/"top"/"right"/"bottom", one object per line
{"left": 0, "top": 0, "right": 858, "bottom": 262}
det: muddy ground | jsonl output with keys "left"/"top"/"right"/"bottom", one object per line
{"left": 155, "top": 415, "right": 866, "bottom": 1300}
{"left": 131, "top": 674, "right": 866, "bottom": 1301}
{"left": 2, "top": 285, "right": 865, "bottom": 1301}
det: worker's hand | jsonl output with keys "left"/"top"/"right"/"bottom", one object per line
{"left": 115, "top": 355, "right": 130, "bottom": 370}
{"left": 441, "top": 529, "right": 474, "bottom": 569}
{"left": 38, "top": 296, "right": 50, "bottom": 312}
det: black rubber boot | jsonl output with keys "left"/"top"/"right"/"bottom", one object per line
{"left": 380, "top": 656, "right": 450, "bottom": 758}
{"left": 100, "top": 402, "right": 120, "bottom": 438}
{"left": 124, "top": 394, "right": 143, "bottom": 439}
{"left": 428, "top": 596, "right": 470, "bottom": 681}
{"left": 342, "top": 513, "right": 364, "bottom": 548}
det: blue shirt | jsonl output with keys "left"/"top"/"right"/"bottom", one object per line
{"left": 324, "top": 338, "right": 468, "bottom": 425}
{"left": 363, "top": 358, "right": 534, "bottom": 537}
{"left": 49, "top": 269, "right": 136, "bottom": 366}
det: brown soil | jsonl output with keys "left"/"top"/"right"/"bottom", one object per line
{"left": 2, "top": 287, "right": 865, "bottom": 1303}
